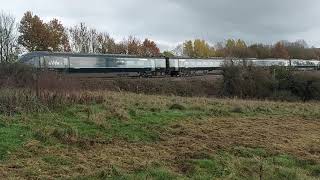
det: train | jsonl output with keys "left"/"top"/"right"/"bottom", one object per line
{"left": 19, "top": 51, "right": 320, "bottom": 76}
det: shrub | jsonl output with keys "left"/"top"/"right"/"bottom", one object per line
{"left": 290, "top": 72, "right": 320, "bottom": 101}
{"left": 222, "top": 64, "right": 274, "bottom": 99}
{"left": 270, "top": 90, "right": 299, "bottom": 102}
{"left": 0, "top": 62, "right": 35, "bottom": 88}
{"left": 221, "top": 64, "right": 320, "bottom": 101}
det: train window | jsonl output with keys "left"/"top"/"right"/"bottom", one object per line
{"left": 116, "top": 60, "right": 126, "bottom": 65}
{"left": 70, "top": 57, "right": 105, "bottom": 68}
{"left": 43, "top": 56, "right": 68, "bottom": 68}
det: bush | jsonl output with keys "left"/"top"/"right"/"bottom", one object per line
{"left": 221, "top": 64, "right": 320, "bottom": 101}
{"left": 273, "top": 67, "right": 320, "bottom": 101}
{"left": 0, "top": 62, "right": 35, "bottom": 88}
{"left": 222, "top": 64, "right": 274, "bottom": 99}
{"left": 290, "top": 73, "right": 320, "bottom": 101}
{"left": 270, "top": 90, "right": 299, "bottom": 102}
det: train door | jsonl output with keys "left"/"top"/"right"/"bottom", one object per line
{"left": 150, "top": 59, "right": 156, "bottom": 72}
{"left": 165, "top": 57, "right": 170, "bottom": 75}
{"left": 172, "top": 59, "right": 179, "bottom": 71}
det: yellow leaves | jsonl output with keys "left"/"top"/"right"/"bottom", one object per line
{"left": 272, "top": 42, "right": 290, "bottom": 59}
{"left": 183, "top": 39, "right": 215, "bottom": 58}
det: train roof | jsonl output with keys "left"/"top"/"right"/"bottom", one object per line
{"left": 19, "top": 51, "right": 145, "bottom": 62}
{"left": 19, "top": 51, "right": 225, "bottom": 62}
{"left": 19, "top": 51, "right": 320, "bottom": 62}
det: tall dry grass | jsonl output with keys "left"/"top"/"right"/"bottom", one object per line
{"left": 0, "top": 88, "right": 105, "bottom": 115}
{"left": 0, "top": 63, "right": 105, "bottom": 115}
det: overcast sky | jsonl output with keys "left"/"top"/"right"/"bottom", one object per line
{"left": 2, "top": 0, "right": 320, "bottom": 50}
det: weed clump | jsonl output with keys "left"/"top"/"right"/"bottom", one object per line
{"left": 34, "top": 130, "right": 50, "bottom": 143}
{"left": 231, "top": 105, "right": 244, "bottom": 113}
{"left": 0, "top": 89, "right": 43, "bottom": 115}
{"left": 51, "top": 127, "right": 79, "bottom": 144}
{"left": 169, "top": 103, "right": 186, "bottom": 111}
{"left": 104, "top": 101, "right": 130, "bottom": 121}
{"left": 310, "top": 165, "right": 320, "bottom": 177}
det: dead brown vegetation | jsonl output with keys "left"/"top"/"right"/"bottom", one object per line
{"left": 78, "top": 75, "right": 221, "bottom": 97}
{"left": 1, "top": 115, "right": 319, "bottom": 179}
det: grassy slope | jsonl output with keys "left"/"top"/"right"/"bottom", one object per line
{"left": 0, "top": 91, "right": 320, "bottom": 179}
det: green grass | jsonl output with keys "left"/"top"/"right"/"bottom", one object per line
{"left": 1, "top": 94, "right": 320, "bottom": 158}
{"left": 28, "top": 106, "right": 206, "bottom": 143}
{"left": 0, "top": 122, "right": 33, "bottom": 160}
{"left": 0, "top": 102, "right": 208, "bottom": 158}
{"left": 77, "top": 166, "right": 181, "bottom": 180}
{"left": 0, "top": 91, "right": 320, "bottom": 179}
{"left": 42, "top": 155, "right": 72, "bottom": 166}
{"left": 78, "top": 147, "right": 319, "bottom": 180}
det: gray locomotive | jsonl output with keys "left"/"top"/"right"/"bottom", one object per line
{"left": 19, "top": 51, "right": 320, "bottom": 76}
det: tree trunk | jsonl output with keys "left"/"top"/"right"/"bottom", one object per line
{"left": 0, "top": 38, "right": 3, "bottom": 63}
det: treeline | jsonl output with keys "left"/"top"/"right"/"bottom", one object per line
{"left": 177, "top": 39, "right": 320, "bottom": 59}
{"left": 18, "top": 12, "right": 160, "bottom": 57}
{"left": 0, "top": 11, "right": 161, "bottom": 63}
{"left": 1, "top": 10, "right": 320, "bottom": 63}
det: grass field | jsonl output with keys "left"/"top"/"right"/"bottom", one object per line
{"left": 0, "top": 91, "right": 320, "bottom": 179}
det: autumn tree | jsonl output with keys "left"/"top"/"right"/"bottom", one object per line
{"left": 183, "top": 39, "right": 215, "bottom": 58}
{"left": 234, "top": 39, "right": 249, "bottom": 58}
{"left": 224, "top": 39, "right": 250, "bottom": 58}
{"left": 0, "top": 11, "right": 19, "bottom": 62}
{"left": 214, "top": 42, "right": 226, "bottom": 57}
{"left": 303, "top": 48, "right": 318, "bottom": 59}
{"left": 18, "top": 11, "right": 69, "bottom": 52}
{"left": 18, "top": 11, "right": 49, "bottom": 51}
{"left": 183, "top": 40, "right": 194, "bottom": 57}
{"left": 225, "top": 39, "right": 236, "bottom": 57}
{"left": 193, "top": 39, "right": 213, "bottom": 58}
{"left": 249, "top": 44, "right": 272, "bottom": 59}
{"left": 114, "top": 42, "right": 127, "bottom": 54}
{"left": 47, "top": 19, "right": 70, "bottom": 51}
{"left": 140, "top": 38, "right": 160, "bottom": 57}
{"left": 272, "top": 42, "right": 289, "bottom": 59}
{"left": 96, "top": 32, "right": 116, "bottom": 54}
{"left": 282, "top": 40, "right": 318, "bottom": 59}
{"left": 124, "top": 36, "right": 141, "bottom": 55}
